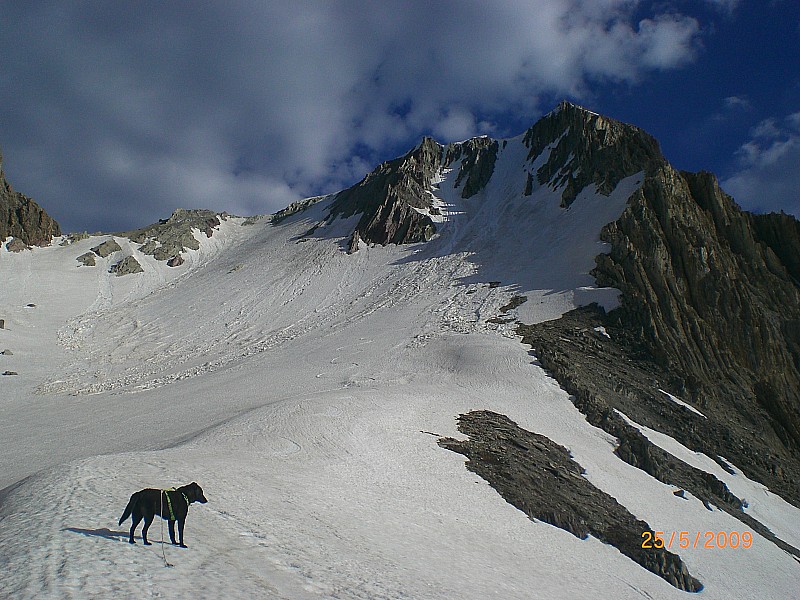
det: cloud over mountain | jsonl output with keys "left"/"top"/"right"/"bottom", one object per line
{"left": 721, "top": 111, "right": 800, "bottom": 215}
{"left": 1, "top": 1, "right": 704, "bottom": 232}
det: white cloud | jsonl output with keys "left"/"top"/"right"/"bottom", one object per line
{"left": 704, "top": 0, "right": 740, "bottom": 14}
{"left": 1, "top": 1, "right": 709, "bottom": 231}
{"left": 636, "top": 14, "right": 701, "bottom": 70}
{"left": 721, "top": 112, "right": 800, "bottom": 216}
{"left": 750, "top": 118, "right": 783, "bottom": 140}
{"left": 723, "top": 95, "right": 751, "bottom": 110}
{"left": 433, "top": 108, "right": 478, "bottom": 142}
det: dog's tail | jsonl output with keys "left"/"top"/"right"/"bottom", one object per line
{"left": 118, "top": 492, "right": 140, "bottom": 525}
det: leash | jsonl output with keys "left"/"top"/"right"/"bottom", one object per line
{"left": 160, "top": 489, "right": 174, "bottom": 568}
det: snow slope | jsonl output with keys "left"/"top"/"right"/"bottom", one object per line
{"left": 1, "top": 138, "right": 798, "bottom": 599}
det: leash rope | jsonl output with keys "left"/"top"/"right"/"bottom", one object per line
{"left": 160, "top": 489, "right": 174, "bottom": 568}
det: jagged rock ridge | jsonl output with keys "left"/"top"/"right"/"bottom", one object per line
{"left": 327, "top": 136, "right": 499, "bottom": 247}
{"left": 0, "top": 147, "right": 61, "bottom": 247}
{"left": 308, "top": 102, "right": 659, "bottom": 249}
{"left": 523, "top": 101, "right": 663, "bottom": 206}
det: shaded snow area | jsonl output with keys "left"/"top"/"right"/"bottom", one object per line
{"left": 1, "top": 141, "right": 798, "bottom": 599}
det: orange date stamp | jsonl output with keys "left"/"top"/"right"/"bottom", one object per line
{"left": 642, "top": 530, "right": 753, "bottom": 550}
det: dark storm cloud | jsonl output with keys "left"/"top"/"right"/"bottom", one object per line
{"left": 1, "top": 1, "right": 703, "bottom": 232}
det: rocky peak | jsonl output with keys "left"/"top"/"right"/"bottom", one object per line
{"left": 448, "top": 136, "right": 499, "bottom": 199}
{"left": 523, "top": 101, "right": 664, "bottom": 207}
{"left": 0, "top": 145, "right": 61, "bottom": 248}
{"left": 323, "top": 101, "right": 666, "bottom": 251}
{"left": 328, "top": 138, "right": 446, "bottom": 246}
{"left": 327, "top": 133, "right": 501, "bottom": 248}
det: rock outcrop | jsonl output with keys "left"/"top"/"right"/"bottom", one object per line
{"left": 121, "top": 208, "right": 224, "bottom": 261}
{"left": 0, "top": 147, "right": 61, "bottom": 246}
{"left": 440, "top": 411, "right": 703, "bottom": 592}
{"left": 110, "top": 255, "right": 144, "bottom": 276}
{"left": 91, "top": 238, "right": 121, "bottom": 258}
{"left": 166, "top": 254, "right": 184, "bottom": 267}
{"left": 523, "top": 101, "right": 662, "bottom": 207}
{"left": 76, "top": 252, "right": 96, "bottom": 267}
{"left": 448, "top": 137, "right": 499, "bottom": 199}
{"left": 328, "top": 137, "right": 442, "bottom": 246}
{"left": 271, "top": 196, "right": 327, "bottom": 225}
{"left": 5, "top": 238, "right": 27, "bottom": 252}
{"left": 326, "top": 136, "right": 499, "bottom": 248}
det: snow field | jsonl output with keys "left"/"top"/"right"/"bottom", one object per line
{"left": 2, "top": 139, "right": 798, "bottom": 598}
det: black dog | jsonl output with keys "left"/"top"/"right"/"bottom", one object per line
{"left": 118, "top": 482, "right": 208, "bottom": 547}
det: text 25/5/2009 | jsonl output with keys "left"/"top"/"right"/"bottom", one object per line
{"left": 641, "top": 530, "right": 753, "bottom": 550}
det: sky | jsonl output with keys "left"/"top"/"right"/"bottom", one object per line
{"left": 0, "top": 0, "right": 798, "bottom": 233}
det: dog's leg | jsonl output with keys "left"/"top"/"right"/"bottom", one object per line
{"left": 168, "top": 520, "right": 178, "bottom": 545}
{"left": 177, "top": 517, "right": 187, "bottom": 548}
{"left": 129, "top": 514, "right": 142, "bottom": 544}
{"left": 142, "top": 515, "right": 153, "bottom": 545}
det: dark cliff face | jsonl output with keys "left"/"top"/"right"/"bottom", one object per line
{"left": 593, "top": 167, "right": 800, "bottom": 458}
{"left": 0, "top": 148, "right": 61, "bottom": 247}
{"left": 328, "top": 135, "right": 499, "bottom": 246}
{"left": 749, "top": 210, "right": 800, "bottom": 283}
{"left": 506, "top": 105, "right": 800, "bottom": 505}
{"left": 329, "top": 137, "right": 441, "bottom": 246}
{"left": 523, "top": 101, "right": 663, "bottom": 206}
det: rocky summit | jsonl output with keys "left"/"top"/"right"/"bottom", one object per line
{"left": 327, "top": 135, "right": 499, "bottom": 247}
{"left": 316, "top": 102, "right": 665, "bottom": 252}
{"left": 0, "top": 146, "right": 61, "bottom": 247}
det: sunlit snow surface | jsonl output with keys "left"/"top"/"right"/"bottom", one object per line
{"left": 659, "top": 389, "right": 707, "bottom": 418}
{"left": 1, "top": 139, "right": 798, "bottom": 599}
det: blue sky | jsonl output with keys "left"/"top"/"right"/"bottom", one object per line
{"left": 1, "top": 1, "right": 798, "bottom": 232}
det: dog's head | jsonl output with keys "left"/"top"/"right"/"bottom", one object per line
{"left": 185, "top": 482, "right": 208, "bottom": 504}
